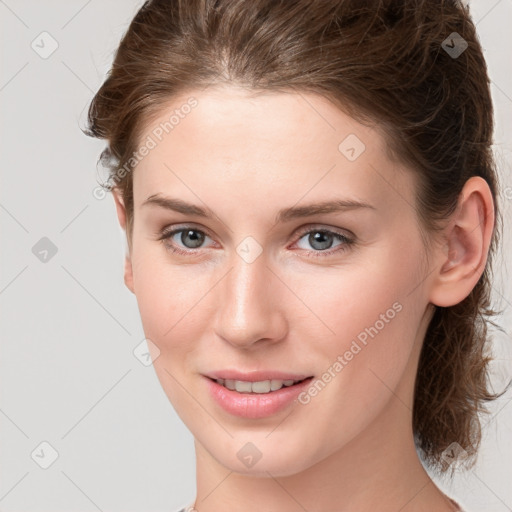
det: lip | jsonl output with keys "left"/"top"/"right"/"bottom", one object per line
{"left": 204, "top": 375, "right": 314, "bottom": 419}
{"left": 204, "top": 370, "right": 311, "bottom": 382}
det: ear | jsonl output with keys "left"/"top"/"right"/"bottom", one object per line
{"left": 112, "top": 188, "right": 135, "bottom": 294}
{"left": 428, "top": 176, "right": 495, "bottom": 307}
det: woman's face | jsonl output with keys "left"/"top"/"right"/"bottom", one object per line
{"left": 119, "top": 85, "right": 436, "bottom": 476}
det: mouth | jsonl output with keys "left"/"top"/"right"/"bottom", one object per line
{"left": 204, "top": 374, "right": 315, "bottom": 418}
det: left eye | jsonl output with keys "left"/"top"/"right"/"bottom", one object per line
{"left": 295, "top": 229, "right": 351, "bottom": 253}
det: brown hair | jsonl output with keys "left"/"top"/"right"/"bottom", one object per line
{"left": 84, "top": 0, "right": 506, "bottom": 472}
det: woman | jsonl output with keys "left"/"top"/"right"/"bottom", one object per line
{"left": 84, "top": 0, "right": 505, "bottom": 510}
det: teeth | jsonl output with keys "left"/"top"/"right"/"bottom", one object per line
{"left": 215, "top": 378, "right": 303, "bottom": 394}
{"left": 235, "top": 380, "right": 252, "bottom": 393}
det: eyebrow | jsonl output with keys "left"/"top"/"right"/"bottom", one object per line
{"left": 141, "top": 194, "right": 376, "bottom": 223}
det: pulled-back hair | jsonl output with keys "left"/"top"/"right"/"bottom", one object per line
{"left": 84, "top": 0, "right": 505, "bottom": 472}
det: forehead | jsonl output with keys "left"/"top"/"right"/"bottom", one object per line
{"left": 132, "top": 85, "right": 416, "bottom": 216}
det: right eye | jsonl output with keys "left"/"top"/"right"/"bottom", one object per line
{"left": 158, "top": 226, "right": 215, "bottom": 256}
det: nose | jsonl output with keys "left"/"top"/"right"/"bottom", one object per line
{"left": 213, "top": 248, "right": 288, "bottom": 350}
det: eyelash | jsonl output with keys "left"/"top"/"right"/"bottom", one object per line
{"left": 157, "top": 224, "right": 354, "bottom": 259}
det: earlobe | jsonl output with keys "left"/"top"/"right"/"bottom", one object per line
{"left": 112, "top": 188, "right": 135, "bottom": 295}
{"left": 123, "top": 254, "right": 135, "bottom": 294}
{"left": 428, "top": 177, "right": 494, "bottom": 308}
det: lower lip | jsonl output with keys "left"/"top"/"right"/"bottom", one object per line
{"left": 204, "top": 376, "right": 314, "bottom": 419}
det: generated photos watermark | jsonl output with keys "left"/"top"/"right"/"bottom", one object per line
{"left": 297, "top": 301, "right": 403, "bottom": 405}
{"left": 92, "top": 97, "right": 198, "bottom": 200}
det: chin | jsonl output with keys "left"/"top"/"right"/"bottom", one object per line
{"left": 202, "top": 434, "right": 324, "bottom": 478}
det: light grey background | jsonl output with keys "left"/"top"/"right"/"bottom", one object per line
{"left": 0, "top": 1, "right": 511, "bottom": 511}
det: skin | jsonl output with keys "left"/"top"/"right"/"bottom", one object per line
{"left": 112, "top": 85, "right": 494, "bottom": 512}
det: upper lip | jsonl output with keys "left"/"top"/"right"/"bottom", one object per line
{"left": 204, "top": 370, "right": 313, "bottom": 382}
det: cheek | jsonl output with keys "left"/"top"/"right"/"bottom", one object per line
{"left": 304, "top": 298, "right": 420, "bottom": 454}
{"left": 298, "top": 242, "right": 426, "bottom": 428}
{"left": 130, "top": 237, "right": 225, "bottom": 371}
{"left": 133, "top": 261, "right": 210, "bottom": 343}
{"left": 130, "top": 249, "right": 216, "bottom": 414}
{"left": 282, "top": 237, "right": 424, "bottom": 349}
{"left": 289, "top": 240, "right": 425, "bottom": 394}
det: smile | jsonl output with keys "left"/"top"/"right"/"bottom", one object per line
{"left": 205, "top": 376, "right": 315, "bottom": 418}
